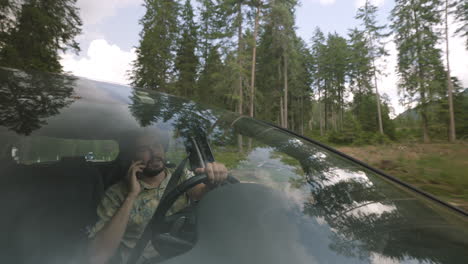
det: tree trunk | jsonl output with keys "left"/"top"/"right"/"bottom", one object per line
{"left": 278, "top": 62, "right": 283, "bottom": 127}
{"left": 412, "top": 1, "right": 430, "bottom": 143}
{"left": 237, "top": 3, "right": 243, "bottom": 153}
{"left": 372, "top": 58, "right": 384, "bottom": 135}
{"left": 445, "top": 0, "right": 457, "bottom": 142}
{"left": 283, "top": 55, "right": 288, "bottom": 129}
{"left": 301, "top": 95, "right": 304, "bottom": 135}
{"left": 421, "top": 109, "right": 430, "bottom": 143}
{"left": 249, "top": 6, "right": 260, "bottom": 119}
{"left": 248, "top": 5, "right": 260, "bottom": 151}
{"left": 280, "top": 97, "right": 284, "bottom": 127}
{"left": 332, "top": 107, "right": 337, "bottom": 131}
{"left": 340, "top": 90, "right": 344, "bottom": 131}
{"left": 318, "top": 88, "right": 324, "bottom": 136}
{"left": 324, "top": 88, "right": 328, "bottom": 131}
{"left": 420, "top": 89, "right": 431, "bottom": 143}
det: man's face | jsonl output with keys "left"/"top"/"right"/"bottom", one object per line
{"left": 134, "top": 134, "right": 166, "bottom": 176}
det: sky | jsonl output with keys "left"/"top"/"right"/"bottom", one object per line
{"left": 60, "top": 0, "right": 468, "bottom": 115}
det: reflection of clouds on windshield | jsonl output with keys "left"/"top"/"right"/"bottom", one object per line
{"left": 218, "top": 111, "right": 468, "bottom": 264}
{"left": 370, "top": 253, "right": 402, "bottom": 264}
{"left": 193, "top": 184, "right": 320, "bottom": 264}
{"left": 370, "top": 252, "right": 437, "bottom": 264}
{"left": 347, "top": 202, "right": 397, "bottom": 218}
{"left": 288, "top": 138, "right": 304, "bottom": 147}
{"left": 237, "top": 147, "right": 310, "bottom": 210}
{"left": 309, "top": 151, "right": 327, "bottom": 162}
{"left": 317, "top": 168, "right": 373, "bottom": 188}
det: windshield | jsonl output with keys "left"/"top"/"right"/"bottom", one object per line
{"left": 0, "top": 69, "right": 467, "bottom": 264}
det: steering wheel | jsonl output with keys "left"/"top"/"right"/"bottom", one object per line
{"left": 128, "top": 173, "right": 239, "bottom": 263}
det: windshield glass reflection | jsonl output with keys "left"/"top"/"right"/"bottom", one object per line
{"left": 0, "top": 71, "right": 466, "bottom": 264}
{"left": 127, "top": 88, "right": 468, "bottom": 264}
{"left": 0, "top": 68, "right": 76, "bottom": 135}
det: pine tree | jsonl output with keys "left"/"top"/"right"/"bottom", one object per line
{"left": 247, "top": 0, "right": 263, "bottom": 120}
{"left": 256, "top": 22, "right": 281, "bottom": 124}
{"left": 174, "top": 0, "right": 199, "bottom": 98}
{"left": 266, "top": 0, "right": 298, "bottom": 129}
{"left": 323, "top": 33, "right": 348, "bottom": 131}
{"left": 289, "top": 37, "right": 313, "bottom": 134}
{"left": 197, "top": 0, "right": 224, "bottom": 64}
{"left": 310, "top": 28, "right": 326, "bottom": 136}
{"left": 454, "top": 0, "right": 468, "bottom": 49}
{"left": 443, "top": 0, "right": 457, "bottom": 142}
{"left": 347, "top": 28, "right": 373, "bottom": 95}
{"left": 0, "top": 0, "right": 82, "bottom": 73}
{"left": 391, "top": 0, "right": 446, "bottom": 143}
{"left": 197, "top": 46, "right": 226, "bottom": 107}
{"left": 131, "top": 0, "right": 179, "bottom": 91}
{"left": 356, "top": 0, "right": 389, "bottom": 135}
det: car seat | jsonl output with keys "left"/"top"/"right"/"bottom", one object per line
{"left": 0, "top": 156, "right": 104, "bottom": 264}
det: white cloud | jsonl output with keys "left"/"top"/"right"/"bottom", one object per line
{"left": 376, "top": 40, "right": 403, "bottom": 116}
{"left": 76, "top": 0, "right": 142, "bottom": 25}
{"left": 60, "top": 39, "right": 136, "bottom": 85}
{"left": 445, "top": 19, "right": 468, "bottom": 89}
{"left": 316, "top": 0, "right": 336, "bottom": 6}
{"left": 355, "top": 0, "right": 385, "bottom": 8}
{"left": 449, "top": 37, "right": 468, "bottom": 87}
{"left": 377, "top": 24, "right": 468, "bottom": 117}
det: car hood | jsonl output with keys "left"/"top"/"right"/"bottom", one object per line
{"left": 166, "top": 183, "right": 467, "bottom": 264}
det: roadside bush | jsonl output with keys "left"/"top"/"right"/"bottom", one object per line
{"left": 370, "top": 133, "right": 392, "bottom": 145}
{"left": 327, "top": 130, "right": 393, "bottom": 146}
{"left": 327, "top": 130, "right": 355, "bottom": 145}
{"left": 352, "top": 131, "right": 373, "bottom": 146}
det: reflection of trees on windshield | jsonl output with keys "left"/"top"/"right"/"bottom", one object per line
{"left": 222, "top": 116, "right": 467, "bottom": 263}
{"left": 129, "top": 90, "right": 235, "bottom": 144}
{"left": 303, "top": 164, "right": 467, "bottom": 263}
{"left": 128, "top": 95, "right": 467, "bottom": 263}
{"left": 0, "top": 68, "right": 76, "bottom": 135}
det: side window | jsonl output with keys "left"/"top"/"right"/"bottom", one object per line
{"left": 12, "top": 136, "right": 119, "bottom": 164}
{"left": 165, "top": 136, "right": 188, "bottom": 166}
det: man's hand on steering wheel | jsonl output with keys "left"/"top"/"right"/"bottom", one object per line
{"left": 194, "top": 162, "right": 228, "bottom": 185}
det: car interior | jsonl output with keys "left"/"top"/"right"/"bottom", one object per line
{"left": 0, "top": 132, "right": 199, "bottom": 264}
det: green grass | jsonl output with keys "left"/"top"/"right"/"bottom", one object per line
{"left": 210, "top": 142, "right": 468, "bottom": 211}
{"left": 338, "top": 143, "right": 468, "bottom": 211}
{"left": 398, "top": 154, "right": 468, "bottom": 201}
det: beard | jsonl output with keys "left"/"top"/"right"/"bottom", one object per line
{"left": 142, "top": 159, "right": 166, "bottom": 177}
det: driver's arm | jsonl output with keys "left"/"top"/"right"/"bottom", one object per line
{"left": 88, "top": 161, "right": 143, "bottom": 264}
{"left": 88, "top": 189, "right": 137, "bottom": 264}
{"left": 188, "top": 162, "right": 228, "bottom": 201}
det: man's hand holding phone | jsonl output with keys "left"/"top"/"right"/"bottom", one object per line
{"left": 127, "top": 161, "right": 145, "bottom": 198}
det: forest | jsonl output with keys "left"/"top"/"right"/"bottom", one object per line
{"left": 1, "top": 0, "right": 467, "bottom": 145}
{"left": 127, "top": 0, "right": 468, "bottom": 146}
{"left": 1, "top": 0, "right": 468, "bottom": 208}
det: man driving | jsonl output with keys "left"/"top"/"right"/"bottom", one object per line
{"left": 87, "top": 132, "right": 228, "bottom": 264}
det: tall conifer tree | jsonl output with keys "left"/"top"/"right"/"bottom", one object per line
{"left": 0, "top": 0, "right": 82, "bottom": 72}
{"left": 356, "top": 0, "right": 389, "bottom": 135}
{"left": 131, "top": 0, "right": 179, "bottom": 91}
{"left": 454, "top": 0, "right": 468, "bottom": 49}
{"left": 175, "top": 0, "right": 199, "bottom": 98}
{"left": 391, "top": 0, "right": 446, "bottom": 142}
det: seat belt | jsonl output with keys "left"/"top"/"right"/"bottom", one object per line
{"left": 162, "top": 156, "right": 189, "bottom": 199}
{"left": 127, "top": 156, "right": 189, "bottom": 264}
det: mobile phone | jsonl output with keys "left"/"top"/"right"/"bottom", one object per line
{"left": 136, "top": 171, "right": 143, "bottom": 179}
